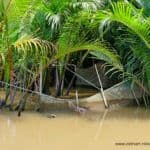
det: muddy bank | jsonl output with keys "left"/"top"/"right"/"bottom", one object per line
{"left": 0, "top": 81, "right": 142, "bottom": 113}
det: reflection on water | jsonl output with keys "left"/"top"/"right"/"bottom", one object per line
{"left": 1, "top": 107, "right": 150, "bottom": 150}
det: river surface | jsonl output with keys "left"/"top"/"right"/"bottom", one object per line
{"left": 0, "top": 107, "right": 150, "bottom": 150}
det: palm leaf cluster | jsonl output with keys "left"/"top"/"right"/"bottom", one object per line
{"left": 100, "top": 2, "right": 150, "bottom": 92}
{"left": 0, "top": 0, "right": 150, "bottom": 107}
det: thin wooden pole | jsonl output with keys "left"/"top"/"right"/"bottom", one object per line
{"left": 94, "top": 64, "right": 109, "bottom": 108}
{"left": 75, "top": 90, "right": 79, "bottom": 109}
{"left": 131, "top": 89, "right": 140, "bottom": 106}
{"left": 39, "top": 63, "right": 43, "bottom": 94}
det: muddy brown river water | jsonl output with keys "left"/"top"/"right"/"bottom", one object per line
{"left": 0, "top": 107, "right": 150, "bottom": 150}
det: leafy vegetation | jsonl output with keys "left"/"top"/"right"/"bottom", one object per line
{"left": 0, "top": 0, "right": 150, "bottom": 111}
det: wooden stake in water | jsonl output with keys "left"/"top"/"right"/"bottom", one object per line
{"left": 75, "top": 90, "right": 79, "bottom": 109}
{"left": 94, "top": 64, "right": 109, "bottom": 108}
{"left": 39, "top": 63, "right": 43, "bottom": 94}
{"left": 131, "top": 89, "right": 140, "bottom": 106}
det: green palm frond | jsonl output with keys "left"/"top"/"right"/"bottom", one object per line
{"left": 3, "top": 0, "right": 42, "bottom": 36}
{"left": 96, "top": 2, "right": 150, "bottom": 48}
{"left": 70, "top": 0, "right": 103, "bottom": 11}
{"left": 92, "top": 2, "right": 150, "bottom": 92}
{"left": 54, "top": 41, "right": 123, "bottom": 70}
{"left": 0, "top": 0, "right": 4, "bottom": 20}
{"left": 109, "top": 2, "right": 150, "bottom": 49}
{"left": 45, "top": 0, "right": 103, "bottom": 33}
{"left": 132, "top": 0, "right": 150, "bottom": 16}
{"left": 44, "top": 0, "right": 70, "bottom": 33}
{"left": 13, "top": 35, "right": 56, "bottom": 57}
{"left": 46, "top": 13, "right": 62, "bottom": 32}
{"left": 7, "top": 0, "right": 41, "bottom": 22}
{"left": 108, "top": 2, "right": 150, "bottom": 89}
{"left": 130, "top": 44, "right": 150, "bottom": 87}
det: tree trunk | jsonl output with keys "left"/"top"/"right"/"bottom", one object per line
{"left": 43, "top": 67, "right": 51, "bottom": 95}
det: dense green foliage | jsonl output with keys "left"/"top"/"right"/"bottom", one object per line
{"left": 0, "top": 0, "right": 150, "bottom": 105}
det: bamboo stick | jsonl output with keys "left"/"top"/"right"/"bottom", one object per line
{"left": 39, "top": 64, "right": 43, "bottom": 94}
{"left": 94, "top": 64, "right": 109, "bottom": 108}
{"left": 131, "top": 89, "right": 140, "bottom": 106}
{"left": 75, "top": 90, "right": 79, "bottom": 109}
